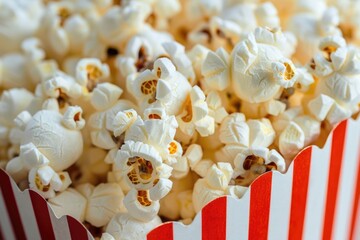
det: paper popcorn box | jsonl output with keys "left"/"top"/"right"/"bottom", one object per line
{"left": 0, "top": 117, "right": 359, "bottom": 240}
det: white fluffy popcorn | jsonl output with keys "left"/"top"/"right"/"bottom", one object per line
{"left": 193, "top": 162, "right": 233, "bottom": 212}
{"left": 37, "top": 1, "right": 90, "bottom": 58}
{"left": 127, "top": 57, "right": 192, "bottom": 115}
{"left": 287, "top": 6, "right": 341, "bottom": 64}
{"left": 103, "top": 212, "right": 162, "bottom": 240}
{"left": 307, "top": 35, "right": 360, "bottom": 125}
{"left": 6, "top": 107, "right": 84, "bottom": 183}
{"left": 219, "top": 113, "right": 275, "bottom": 148}
{"left": 76, "top": 58, "right": 110, "bottom": 92}
{"left": 0, "top": 0, "right": 44, "bottom": 55}
{"left": 176, "top": 86, "right": 215, "bottom": 137}
{"left": 231, "top": 27, "right": 298, "bottom": 104}
{"left": 0, "top": 88, "right": 34, "bottom": 146}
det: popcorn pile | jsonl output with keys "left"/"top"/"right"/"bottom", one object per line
{"left": 1, "top": 0, "right": 360, "bottom": 239}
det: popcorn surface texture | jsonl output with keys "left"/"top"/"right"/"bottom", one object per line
{"left": 1, "top": 0, "right": 360, "bottom": 239}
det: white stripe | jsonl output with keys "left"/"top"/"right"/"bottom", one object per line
{"left": 48, "top": 208, "right": 72, "bottom": 240}
{"left": 11, "top": 185, "right": 41, "bottom": 240}
{"left": 333, "top": 120, "right": 360, "bottom": 240}
{"left": 0, "top": 189, "right": 16, "bottom": 240}
{"left": 302, "top": 136, "right": 332, "bottom": 240}
{"left": 268, "top": 164, "right": 294, "bottom": 240}
{"left": 227, "top": 191, "right": 250, "bottom": 240}
{"left": 226, "top": 192, "right": 250, "bottom": 240}
{"left": 173, "top": 212, "right": 202, "bottom": 240}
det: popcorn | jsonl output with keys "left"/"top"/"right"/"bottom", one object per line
{"left": 76, "top": 58, "right": 110, "bottom": 92}
{"left": 287, "top": 6, "right": 342, "bottom": 64}
{"left": 6, "top": 107, "right": 85, "bottom": 184}
{"left": 193, "top": 162, "right": 233, "bottom": 212}
{"left": 202, "top": 48, "right": 231, "bottom": 91}
{"left": 219, "top": 113, "right": 275, "bottom": 148}
{"left": 272, "top": 107, "right": 321, "bottom": 159}
{"left": 49, "top": 182, "right": 125, "bottom": 227}
{"left": 0, "top": 54, "right": 31, "bottom": 90}
{"left": 76, "top": 183, "right": 125, "bottom": 227}
{"left": 29, "top": 168, "right": 71, "bottom": 199}
{"left": 233, "top": 147, "right": 286, "bottom": 186}
{"left": 307, "top": 35, "right": 360, "bottom": 125}
{"left": 0, "top": 0, "right": 44, "bottom": 55}
{"left": 0, "top": 88, "right": 34, "bottom": 146}
{"left": 103, "top": 212, "right": 161, "bottom": 240}
{"left": 127, "top": 57, "right": 192, "bottom": 115}
{"left": 38, "top": 1, "right": 90, "bottom": 58}
{"left": 176, "top": 86, "right": 215, "bottom": 137}
{"left": 88, "top": 83, "right": 136, "bottom": 162}
{"left": 231, "top": 27, "right": 298, "bottom": 104}
{"left": 48, "top": 188, "right": 87, "bottom": 221}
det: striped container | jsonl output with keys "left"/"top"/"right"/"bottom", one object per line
{"left": 1, "top": 117, "right": 360, "bottom": 240}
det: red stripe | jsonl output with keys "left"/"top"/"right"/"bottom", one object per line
{"left": 349, "top": 146, "right": 360, "bottom": 240}
{"left": 249, "top": 172, "right": 272, "bottom": 240}
{"left": 0, "top": 170, "right": 26, "bottom": 239}
{"left": 67, "top": 216, "right": 90, "bottom": 240}
{"left": 288, "top": 147, "right": 312, "bottom": 240}
{"left": 29, "top": 190, "right": 56, "bottom": 240}
{"left": 322, "top": 120, "right": 347, "bottom": 240}
{"left": 202, "top": 196, "right": 227, "bottom": 240}
{"left": 147, "top": 222, "right": 173, "bottom": 240}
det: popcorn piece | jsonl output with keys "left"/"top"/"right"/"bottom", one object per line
{"left": 76, "top": 183, "right": 125, "bottom": 227}
{"left": 307, "top": 35, "right": 360, "bottom": 125}
{"left": 0, "top": 88, "right": 34, "bottom": 146}
{"left": 192, "top": 178, "right": 225, "bottom": 213}
{"left": 287, "top": 6, "right": 342, "bottom": 64}
{"left": 233, "top": 147, "right": 286, "bottom": 186}
{"left": 279, "top": 122, "right": 305, "bottom": 160}
{"left": 193, "top": 162, "right": 233, "bottom": 212}
{"left": 206, "top": 91, "right": 228, "bottom": 124}
{"left": 188, "top": 17, "right": 241, "bottom": 51}
{"left": 0, "top": 0, "right": 44, "bottom": 55}
{"left": 247, "top": 118, "right": 275, "bottom": 148}
{"left": 97, "top": 3, "right": 151, "bottom": 48}
{"left": 231, "top": 27, "right": 298, "bottom": 103}
{"left": 123, "top": 188, "right": 161, "bottom": 222}
{"left": 205, "top": 163, "right": 233, "bottom": 190}
{"left": 225, "top": 185, "right": 247, "bottom": 199}
{"left": 220, "top": 113, "right": 275, "bottom": 148}
{"left": 48, "top": 188, "right": 87, "bottom": 222}
{"left": 162, "top": 41, "right": 195, "bottom": 84}
{"left": 0, "top": 54, "right": 32, "bottom": 90}
{"left": 202, "top": 48, "right": 231, "bottom": 91}
{"left": 187, "top": 44, "right": 211, "bottom": 82}
{"left": 219, "top": 113, "right": 249, "bottom": 146}
{"left": 38, "top": 1, "right": 90, "bottom": 58}
{"left": 128, "top": 58, "right": 192, "bottom": 116}
{"left": 115, "top": 141, "right": 165, "bottom": 190}
{"left": 177, "top": 86, "right": 215, "bottom": 137}
{"left": 88, "top": 83, "right": 136, "bottom": 157}
{"left": 113, "top": 109, "right": 138, "bottom": 137}
{"left": 29, "top": 168, "right": 71, "bottom": 199}
{"left": 272, "top": 107, "right": 321, "bottom": 159}
{"left": 6, "top": 107, "right": 84, "bottom": 182}
{"left": 76, "top": 58, "right": 110, "bottom": 92}
{"left": 104, "top": 212, "right": 161, "bottom": 240}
